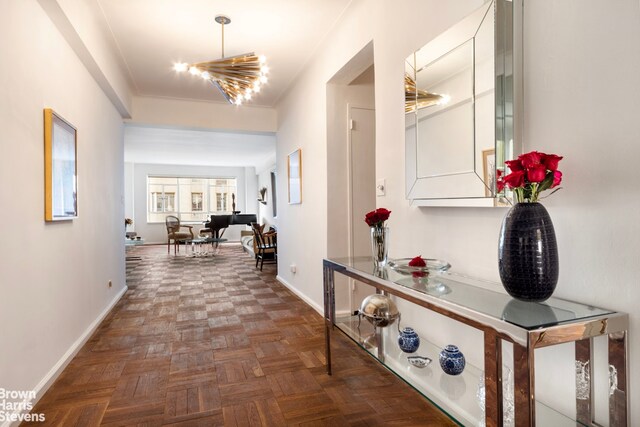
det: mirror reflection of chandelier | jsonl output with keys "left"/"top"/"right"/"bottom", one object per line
{"left": 404, "top": 74, "right": 449, "bottom": 113}
{"left": 173, "top": 15, "right": 268, "bottom": 106}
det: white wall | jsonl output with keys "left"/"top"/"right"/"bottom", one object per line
{"left": 244, "top": 166, "right": 259, "bottom": 217}
{"left": 130, "top": 96, "right": 277, "bottom": 133}
{"left": 0, "top": 0, "right": 126, "bottom": 419}
{"left": 276, "top": 0, "right": 640, "bottom": 423}
{"left": 275, "top": 0, "right": 376, "bottom": 313}
{"left": 128, "top": 163, "right": 257, "bottom": 244}
{"left": 124, "top": 125, "right": 277, "bottom": 172}
{"left": 37, "top": 0, "right": 133, "bottom": 117}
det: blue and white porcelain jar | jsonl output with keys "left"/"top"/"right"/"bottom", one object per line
{"left": 398, "top": 327, "right": 420, "bottom": 353}
{"left": 439, "top": 344, "right": 465, "bottom": 375}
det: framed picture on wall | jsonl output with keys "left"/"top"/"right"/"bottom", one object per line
{"left": 44, "top": 108, "right": 78, "bottom": 221}
{"left": 287, "top": 149, "right": 302, "bottom": 204}
{"left": 482, "top": 148, "right": 496, "bottom": 197}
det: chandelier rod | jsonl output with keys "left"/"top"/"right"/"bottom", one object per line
{"left": 215, "top": 15, "right": 231, "bottom": 59}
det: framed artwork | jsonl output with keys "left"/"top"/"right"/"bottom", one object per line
{"left": 44, "top": 109, "right": 78, "bottom": 221}
{"left": 287, "top": 149, "right": 302, "bottom": 204}
{"left": 482, "top": 148, "right": 496, "bottom": 197}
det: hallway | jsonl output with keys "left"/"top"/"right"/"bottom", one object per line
{"left": 25, "top": 244, "right": 452, "bottom": 426}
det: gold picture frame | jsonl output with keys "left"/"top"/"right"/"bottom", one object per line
{"left": 44, "top": 109, "right": 78, "bottom": 221}
{"left": 287, "top": 149, "right": 302, "bottom": 204}
{"left": 482, "top": 148, "right": 496, "bottom": 197}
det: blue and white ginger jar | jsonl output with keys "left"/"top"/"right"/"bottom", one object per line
{"left": 398, "top": 327, "right": 420, "bottom": 353}
{"left": 439, "top": 344, "right": 465, "bottom": 375}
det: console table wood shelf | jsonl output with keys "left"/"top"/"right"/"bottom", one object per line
{"left": 322, "top": 257, "right": 629, "bottom": 427}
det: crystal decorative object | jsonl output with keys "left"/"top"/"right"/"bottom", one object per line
{"left": 388, "top": 258, "right": 451, "bottom": 275}
{"left": 576, "top": 360, "right": 590, "bottom": 400}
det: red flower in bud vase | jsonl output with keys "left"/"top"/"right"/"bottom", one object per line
{"left": 364, "top": 208, "right": 391, "bottom": 228}
{"left": 496, "top": 150, "right": 564, "bottom": 203}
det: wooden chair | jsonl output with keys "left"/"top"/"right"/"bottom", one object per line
{"left": 165, "top": 215, "right": 193, "bottom": 254}
{"left": 251, "top": 223, "right": 277, "bottom": 271}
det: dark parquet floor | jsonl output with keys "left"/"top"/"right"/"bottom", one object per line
{"left": 24, "top": 244, "right": 453, "bottom": 426}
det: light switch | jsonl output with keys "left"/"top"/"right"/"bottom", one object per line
{"left": 376, "top": 179, "right": 386, "bottom": 197}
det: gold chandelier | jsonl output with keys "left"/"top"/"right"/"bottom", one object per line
{"left": 404, "top": 74, "right": 449, "bottom": 113}
{"left": 173, "top": 15, "right": 268, "bottom": 106}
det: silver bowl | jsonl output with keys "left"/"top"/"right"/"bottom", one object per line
{"left": 358, "top": 294, "right": 400, "bottom": 327}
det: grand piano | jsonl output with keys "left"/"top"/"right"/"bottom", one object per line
{"left": 203, "top": 213, "right": 258, "bottom": 239}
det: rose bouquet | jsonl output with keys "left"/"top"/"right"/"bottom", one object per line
{"left": 365, "top": 208, "right": 391, "bottom": 267}
{"left": 364, "top": 208, "right": 391, "bottom": 228}
{"left": 497, "top": 151, "right": 563, "bottom": 203}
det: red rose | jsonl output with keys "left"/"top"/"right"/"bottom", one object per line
{"left": 375, "top": 208, "right": 391, "bottom": 222}
{"left": 505, "top": 159, "right": 524, "bottom": 172}
{"left": 518, "top": 151, "right": 544, "bottom": 169}
{"left": 503, "top": 170, "right": 525, "bottom": 189}
{"left": 543, "top": 154, "right": 563, "bottom": 171}
{"left": 364, "top": 208, "right": 391, "bottom": 226}
{"left": 408, "top": 255, "right": 426, "bottom": 267}
{"left": 527, "top": 164, "right": 547, "bottom": 183}
{"left": 364, "top": 211, "right": 379, "bottom": 226}
{"left": 552, "top": 170, "right": 562, "bottom": 188}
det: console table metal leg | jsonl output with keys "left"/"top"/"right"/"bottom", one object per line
{"left": 484, "top": 330, "right": 502, "bottom": 427}
{"left": 513, "top": 342, "right": 534, "bottom": 427}
{"left": 323, "top": 262, "right": 335, "bottom": 375}
{"left": 608, "top": 331, "right": 627, "bottom": 427}
{"left": 575, "top": 338, "right": 593, "bottom": 425}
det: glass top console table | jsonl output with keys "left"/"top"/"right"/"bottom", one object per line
{"left": 322, "top": 257, "right": 628, "bottom": 426}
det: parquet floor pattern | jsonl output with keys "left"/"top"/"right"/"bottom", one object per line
{"left": 25, "top": 244, "right": 453, "bottom": 426}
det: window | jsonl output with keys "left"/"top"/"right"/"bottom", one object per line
{"left": 192, "top": 192, "right": 203, "bottom": 211}
{"left": 150, "top": 191, "right": 175, "bottom": 212}
{"left": 216, "top": 193, "right": 228, "bottom": 211}
{"left": 147, "top": 176, "right": 237, "bottom": 223}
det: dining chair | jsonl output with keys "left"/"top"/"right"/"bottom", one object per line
{"left": 165, "top": 215, "right": 194, "bottom": 254}
{"left": 251, "top": 223, "right": 277, "bottom": 271}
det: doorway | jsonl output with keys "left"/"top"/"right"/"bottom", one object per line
{"left": 326, "top": 43, "right": 375, "bottom": 315}
{"left": 348, "top": 105, "right": 376, "bottom": 261}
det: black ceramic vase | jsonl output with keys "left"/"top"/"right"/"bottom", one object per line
{"left": 498, "top": 203, "right": 559, "bottom": 302}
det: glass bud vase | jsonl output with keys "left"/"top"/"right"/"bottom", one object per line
{"left": 370, "top": 226, "right": 389, "bottom": 268}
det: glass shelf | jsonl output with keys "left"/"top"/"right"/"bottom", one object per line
{"left": 335, "top": 315, "right": 483, "bottom": 426}
{"left": 331, "top": 256, "right": 615, "bottom": 330}
{"left": 335, "top": 315, "right": 587, "bottom": 427}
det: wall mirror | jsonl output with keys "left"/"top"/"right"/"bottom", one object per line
{"left": 405, "top": 0, "right": 521, "bottom": 206}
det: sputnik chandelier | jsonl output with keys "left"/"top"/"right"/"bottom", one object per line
{"left": 173, "top": 15, "right": 268, "bottom": 106}
{"left": 404, "top": 74, "right": 449, "bottom": 113}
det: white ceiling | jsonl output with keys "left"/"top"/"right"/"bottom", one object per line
{"left": 124, "top": 125, "right": 276, "bottom": 171}
{"left": 99, "top": 0, "right": 352, "bottom": 107}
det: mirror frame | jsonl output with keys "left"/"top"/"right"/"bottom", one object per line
{"left": 405, "top": 0, "right": 522, "bottom": 207}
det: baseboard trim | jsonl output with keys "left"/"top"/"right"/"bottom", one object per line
{"left": 275, "top": 275, "right": 323, "bottom": 315}
{"left": 1, "top": 285, "right": 128, "bottom": 427}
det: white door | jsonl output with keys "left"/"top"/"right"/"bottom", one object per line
{"left": 349, "top": 107, "right": 376, "bottom": 259}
